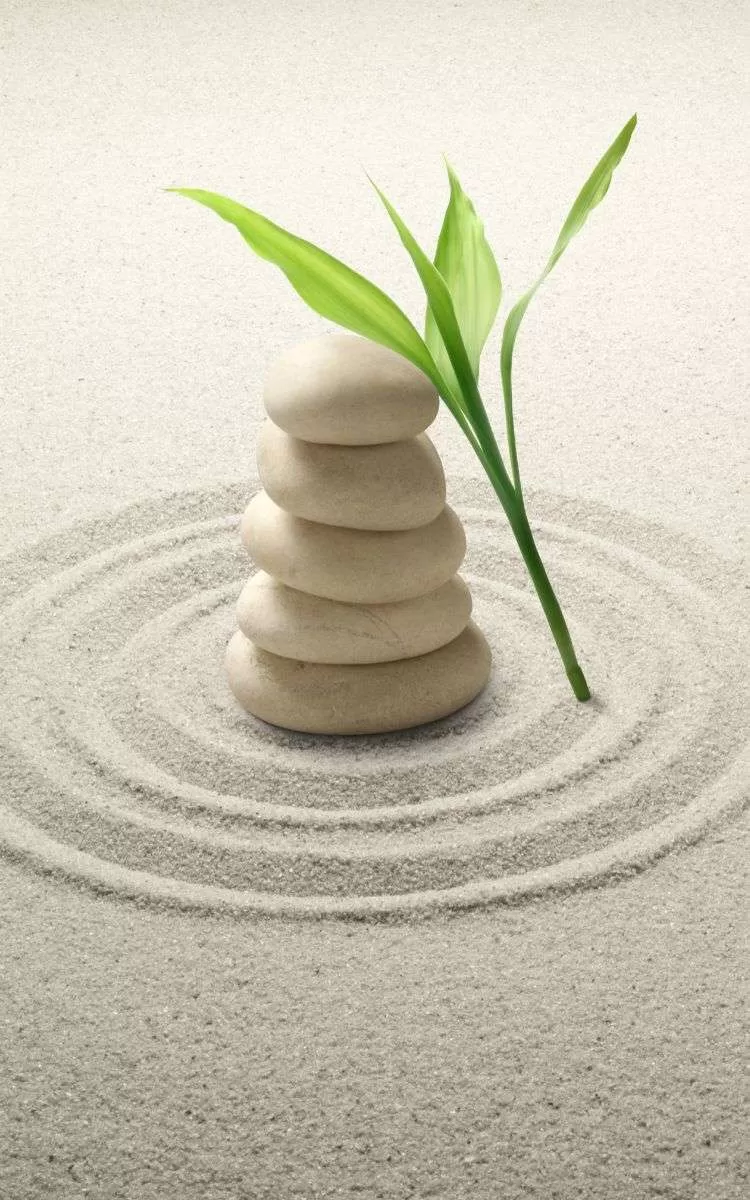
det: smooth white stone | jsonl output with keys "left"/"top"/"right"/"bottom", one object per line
{"left": 225, "top": 621, "right": 492, "bottom": 734}
{"left": 256, "top": 419, "right": 446, "bottom": 530}
{"left": 262, "top": 332, "right": 439, "bottom": 445}
{"left": 236, "top": 570, "right": 472, "bottom": 663}
{"left": 240, "top": 490, "right": 466, "bottom": 603}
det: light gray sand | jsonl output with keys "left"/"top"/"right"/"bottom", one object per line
{"left": 1, "top": 1, "right": 748, "bottom": 1196}
{"left": 1, "top": 823, "right": 748, "bottom": 1200}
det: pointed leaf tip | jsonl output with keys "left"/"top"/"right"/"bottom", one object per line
{"left": 426, "top": 157, "right": 502, "bottom": 382}
{"left": 163, "top": 184, "right": 439, "bottom": 386}
{"left": 499, "top": 113, "right": 638, "bottom": 493}
{"left": 369, "top": 179, "right": 480, "bottom": 410}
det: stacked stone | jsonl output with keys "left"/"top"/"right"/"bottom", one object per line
{"left": 225, "top": 331, "right": 492, "bottom": 734}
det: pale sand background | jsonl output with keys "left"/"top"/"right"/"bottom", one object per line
{"left": 1, "top": 1, "right": 748, "bottom": 1196}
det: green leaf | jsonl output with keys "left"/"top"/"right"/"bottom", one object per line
{"left": 500, "top": 113, "right": 638, "bottom": 498}
{"left": 163, "top": 186, "right": 442, "bottom": 391}
{"left": 365, "top": 171, "right": 517, "bottom": 511}
{"left": 364, "top": 173, "right": 481, "bottom": 415}
{"left": 426, "top": 157, "right": 502, "bottom": 382}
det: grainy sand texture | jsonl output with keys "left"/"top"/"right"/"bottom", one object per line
{"left": 1, "top": 1, "right": 748, "bottom": 1197}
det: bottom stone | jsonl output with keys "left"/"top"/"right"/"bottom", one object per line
{"left": 225, "top": 620, "right": 492, "bottom": 734}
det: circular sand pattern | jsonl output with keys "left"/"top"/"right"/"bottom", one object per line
{"left": 0, "top": 478, "right": 747, "bottom": 920}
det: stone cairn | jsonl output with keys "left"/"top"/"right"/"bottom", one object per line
{"left": 225, "top": 331, "right": 492, "bottom": 734}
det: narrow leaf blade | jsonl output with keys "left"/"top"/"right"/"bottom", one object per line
{"left": 367, "top": 174, "right": 518, "bottom": 511}
{"left": 364, "top": 175, "right": 479, "bottom": 413}
{"left": 163, "top": 186, "right": 440, "bottom": 387}
{"left": 546, "top": 114, "right": 637, "bottom": 273}
{"left": 426, "top": 158, "right": 502, "bottom": 380}
{"left": 500, "top": 114, "right": 638, "bottom": 495}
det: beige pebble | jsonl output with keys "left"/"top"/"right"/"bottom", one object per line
{"left": 236, "top": 570, "right": 472, "bottom": 663}
{"left": 257, "top": 419, "right": 446, "bottom": 530}
{"left": 262, "top": 332, "right": 439, "bottom": 445}
{"left": 225, "top": 620, "right": 491, "bottom": 734}
{"left": 240, "top": 490, "right": 466, "bottom": 603}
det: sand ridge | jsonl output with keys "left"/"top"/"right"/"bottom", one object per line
{"left": 2, "top": 0, "right": 748, "bottom": 1192}
{"left": 1, "top": 476, "right": 746, "bottom": 920}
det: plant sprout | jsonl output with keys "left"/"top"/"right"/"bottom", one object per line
{"left": 164, "top": 114, "right": 637, "bottom": 701}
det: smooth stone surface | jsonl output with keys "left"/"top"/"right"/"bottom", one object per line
{"left": 263, "top": 332, "right": 439, "bottom": 445}
{"left": 225, "top": 620, "right": 492, "bottom": 734}
{"left": 236, "top": 570, "right": 472, "bottom": 663}
{"left": 257, "top": 419, "right": 446, "bottom": 530}
{"left": 240, "top": 490, "right": 466, "bottom": 603}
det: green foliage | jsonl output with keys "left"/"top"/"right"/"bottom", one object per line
{"left": 499, "top": 114, "right": 638, "bottom": 498}
{"left": 363, "top": 173, "right": 483, "bottom": 421}
{"left": 163, "top": 187, "right": 443, "bottom": 393}
{"left": 164, "top": 114, "right": 638, "bottom": 702}
{"left": 428, "top": 157, "right": 502, "bottom": 383}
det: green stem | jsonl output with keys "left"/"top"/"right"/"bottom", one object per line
{"left": 443, "top": 377, "right": 591, "bottom": 702}
{"left": 459, "top": 376, "right": 518, "bottom": 516}
{"left": 464, "top": 417, "right": 590, "bottom": 702}
{"left": 502, "top": 357, "right": 524, "bottom": 506}
{"left": 503, "top": 495, "right": 591, "bottom": 701}
{"left": 436, "top": 376, "right": 518, "bottom": 519}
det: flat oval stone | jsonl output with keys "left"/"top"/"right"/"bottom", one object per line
{"left": 240, "top": 490, "right": 466, "bottom": 603}
{"left": 236, "top": 570, "right": 472, "bottom": 663}
{"left": 257, "top": 419, "right": 446, "bottom": 530}
{"left": 225, "top": 620, "right": 492, "bottom": 734}
{"left": 263, "top": 332, "right": 439, "bottom": 445}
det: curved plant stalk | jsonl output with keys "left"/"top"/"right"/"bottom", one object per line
{"left": 492, "top": 114, "right": 637, "bottom": 699}
{"left": 500, "top": 114, "right": 638, "bottom": 507}
{"left": 164, "top": 115, "right": 637, "bottom": 703}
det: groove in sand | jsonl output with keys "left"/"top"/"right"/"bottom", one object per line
{"left": 0, "top": 479, "right": 747, "bottom": 919}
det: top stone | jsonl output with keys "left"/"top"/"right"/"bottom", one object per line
{"left": 262, "top": 332, "right": 439, "bottom": 445}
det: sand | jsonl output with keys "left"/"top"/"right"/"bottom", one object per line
{"left": 1, "top": 1, "right": 748, "bottom": 1197}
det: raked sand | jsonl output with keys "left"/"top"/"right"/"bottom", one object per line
{"left": 1, "top": 2, "right": 748, "bottom": 1197}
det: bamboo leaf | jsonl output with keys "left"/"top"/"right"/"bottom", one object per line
{"left": 163, "top": 186, "right": 442, "bottom": 390}
{"left": 364, "top": 173, "right": 481, "bottom": 416}
{"left": 426, "top": 158, "right": 502, "bottom": 381}
{"left": 366, "top": 172, "right": 517, "bottom": 510}
{"left": 500, "top": 114, "right": 638, "bottom": 498}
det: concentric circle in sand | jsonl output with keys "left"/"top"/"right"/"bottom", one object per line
{"left": 0, "top": 479, "right": 747, "bottom": 919}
